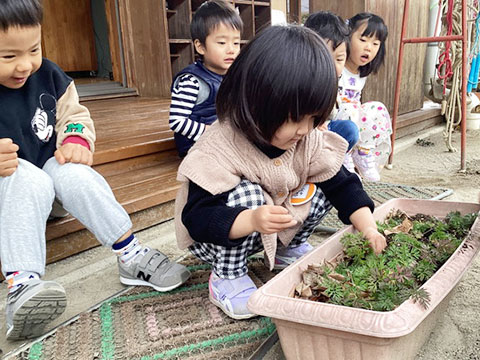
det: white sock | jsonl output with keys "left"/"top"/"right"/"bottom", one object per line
{"left": 112, "top": 236, "right": 149, "bottom": 265}
{"left": 6, "top": 271, "right": 39, "bottom": 294}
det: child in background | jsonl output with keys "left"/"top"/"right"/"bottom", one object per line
{"left": 304, "top": 10, "right": 359, "bottom": 152}
{"left": 339, "top": 12, "right": 392, "bottom": 181}
{"left": 169, "top": 0, "right": 243, "bottom": 157}
{"left": 175, "top": 25, "right": 386, "bottom": 320}
{"left": 0, "top": 0, "right": 190, "bottom": 340}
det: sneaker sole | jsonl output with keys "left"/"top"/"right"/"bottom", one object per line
{"left": 119, "top": 274, "right": 189, "bottom": 292}
{"left": 208, "top": 293, "right": 257, "bottom": 320}
{"left": 7, "top": 287, "right": 67, "bottom": 341}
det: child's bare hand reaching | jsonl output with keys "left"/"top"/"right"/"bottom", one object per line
{"left": 363, "top": 226, "right": 386, "bottom": 254}
{"left": 55, "top": 143, "right": 93, "bottom": 166}
{"left": 350, "top": 207, "right": 387, "bottom": 255}
{"left": 0, "top": 138, "right": 19, "bottom": 177}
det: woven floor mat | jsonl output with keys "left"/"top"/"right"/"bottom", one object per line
{"left": 10, "top": 257, "right": 277, "bottom": 360}
{"left": 317, "top": 182, "right": 453, "bottom": 233}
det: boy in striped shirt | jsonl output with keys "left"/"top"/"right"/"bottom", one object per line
{"left": 169, "top": 0, "right": 243, "bottom": 157}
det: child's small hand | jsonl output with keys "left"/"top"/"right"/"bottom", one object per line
{"left": 251, "top": 205, "right": 298, "bottom": 234}
{"left": 55, "top": 143, "right": 93, "bottom": 166}
{"left": 0, "top": 138, "right": 19, "bottom": 177}
{"left": 363, "top": 226, "right": 387, "bottom": 254}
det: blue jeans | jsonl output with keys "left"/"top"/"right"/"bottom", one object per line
{"left": 328, "top": 120, "right": 359, "bottom": 151}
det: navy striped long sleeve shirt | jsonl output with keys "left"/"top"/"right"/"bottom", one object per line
{"left": 169, "top": 74, "right": 207, "bottom": 141}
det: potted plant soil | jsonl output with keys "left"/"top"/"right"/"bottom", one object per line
{"left": 248, "top": 199, "right": 480, "bottom": 360}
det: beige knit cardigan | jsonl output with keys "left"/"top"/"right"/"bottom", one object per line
{"left": 174, "top": 121, "right": 347, "bottom": 269}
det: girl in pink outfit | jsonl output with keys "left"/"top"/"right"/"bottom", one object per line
{"left": 338, "top": 12, "right": 392, "bottom": 182}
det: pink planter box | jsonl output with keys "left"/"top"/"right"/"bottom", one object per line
{"left": 248, "top": 199, "right": 480, "bottom": 360}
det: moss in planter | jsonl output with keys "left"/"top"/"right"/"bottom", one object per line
{"left": 294, "top": 211, "right": 477, "bottom": 311}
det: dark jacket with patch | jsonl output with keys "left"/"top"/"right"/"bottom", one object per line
{"left": 0, "top": 58, "right": 95, "bottom": 168}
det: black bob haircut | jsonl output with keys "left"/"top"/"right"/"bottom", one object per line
{"left": 348, "top": 12, "right": 388, "bottom": 77}
{"left": 0, "top": 0, "right": 42, "bottom": 32}
{"left": 190, "top": 0, "right": 243, "bottom": 44}
{"left": 216, "top": 25, "right": 338, "bottom": 148}
{"left": 304, "top": 11, "right": 350, "bottom": 51}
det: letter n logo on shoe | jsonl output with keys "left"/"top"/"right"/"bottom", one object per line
{"left": 137, "top": 271, "right": 151, "bottom": 282}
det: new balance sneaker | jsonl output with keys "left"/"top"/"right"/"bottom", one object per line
{"left": 6, "top": 280, "right": 66, "bottom": 341}
{"left": 352, "top": 148, "right": 381, "bottom": 182}
{"left": 208, "top": 272, "right": 258, "bottom": 319}
{"left": 118, "top": 248, "right": 190, "bottom": 292}
{"left": 274, "top": 242, "right": 313, "bottom": 269}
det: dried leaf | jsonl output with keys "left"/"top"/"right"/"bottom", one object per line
{"left": 295, "top": 281, "right": 306, "bottom": 295}
{"left": 328, "top": 273, "right": 346, "bottom": 282}
{"left": 313, "top": 285, "right": 327, "bottom": 292}
{"left": 295, "top": 282, "right": 313, "bottom": 298}
{"left": 306, "top": 263, "right": 325, "bottom": 274}
{"left": 301, "top": 286, "right": 313, "bottom": 298}
{"left": 324, "top": 259, "right": 337, "bottom": 270}
{"left": 302, "top": 272, "right": 318, "bottom": 287}
{"left": 385, "top": 218, "right": 413, "bottom": 235}
{"left": 359, "top": 291, "right": 369, "bottom": 298}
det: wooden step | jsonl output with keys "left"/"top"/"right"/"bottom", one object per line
{"left": 93, "top": 132, "right": 175, "bottom": 165}
{"left": 395, "top": 105, "right": 443, "bottom": 139}
{"left": 84, "top": 97, "right": 176, "bottom": 165}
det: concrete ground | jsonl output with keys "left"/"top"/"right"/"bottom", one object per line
{"left": 2, "top": 124, "right": 480, "bottom": 359}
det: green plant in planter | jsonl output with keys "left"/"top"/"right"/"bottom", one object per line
{"left": 294, "top": 211, "right": 477, "bottom": 311}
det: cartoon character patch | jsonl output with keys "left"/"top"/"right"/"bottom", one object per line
{"left": 31, "top": 93, "right": 56, "bottom": 143}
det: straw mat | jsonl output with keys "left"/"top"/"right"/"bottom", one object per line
{"left": 9, "top": 257, "right": 277, "bottom": 360}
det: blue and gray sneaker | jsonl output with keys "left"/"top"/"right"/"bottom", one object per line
{"left": 274, "top": 242, "right": 314, "bottom": 269}
{"left": 6, "top": 280, "right": 67, "bottom": 340}
{"left": 208, "top": 272, "right": 258, "bottom": 319}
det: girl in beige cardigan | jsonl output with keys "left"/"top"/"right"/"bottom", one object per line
{"left": 175, "top": 25, "right": 386, "bottom": 320}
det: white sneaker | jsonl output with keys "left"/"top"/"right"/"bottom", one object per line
{"left": 343, "top": 153, "right": 355, "bottom": 173}
{"left": 352, "top": 149, "right": 380, "bottom": 182}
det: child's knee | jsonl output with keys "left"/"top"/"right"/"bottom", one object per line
{"left": 6, "top": 159, "right": 55, "bottom": 200}
{"left": 328, "top": 120, "right": 359, "bottom": 151}
{"left": 44, "top": 157, "right": 105, "bottom": 191}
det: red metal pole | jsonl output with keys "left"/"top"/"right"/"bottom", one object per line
{"left": 403, "top": 34, "right": 463, "bottom": 43}
{"left": 388, "top": 0, "right": 410, "bottom": 167}
{"left": 390, "top": 0, "right": 467, "bottom": 171}
{"left": 460, "top": 0, "right": 467, "bottom": 171}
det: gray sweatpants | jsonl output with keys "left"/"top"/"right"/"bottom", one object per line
{"left": 0, "top": 157, "right": 132, "bottom": 276}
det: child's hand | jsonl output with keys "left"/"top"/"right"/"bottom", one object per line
{"left": 55, "top": 143, "right": 93, "bottom": 166}
{"left": 0, "top": 138, "right": 19, "bottom": 177}
{"left": 251, "top": 205, "right": 298, "bottom": 234}
{"left": 362, "top": 226, "right": 387, "bottom": 254}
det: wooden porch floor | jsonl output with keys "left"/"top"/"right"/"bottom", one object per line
{"left": 45, "top": 96, "right": 181, "bottom": 263}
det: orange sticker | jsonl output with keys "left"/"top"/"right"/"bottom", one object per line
{"left": 291, "top": 183, "right": 316, "bottom": 206}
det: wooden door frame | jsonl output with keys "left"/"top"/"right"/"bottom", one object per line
{"left": 116, "top": 0, "right": 172, "bottom": 97}
{"left": 105, "top": 0, "right": 124, "bottom": 84}
{"left": 289, "top": 0, "right": 302, "bottom": 23}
